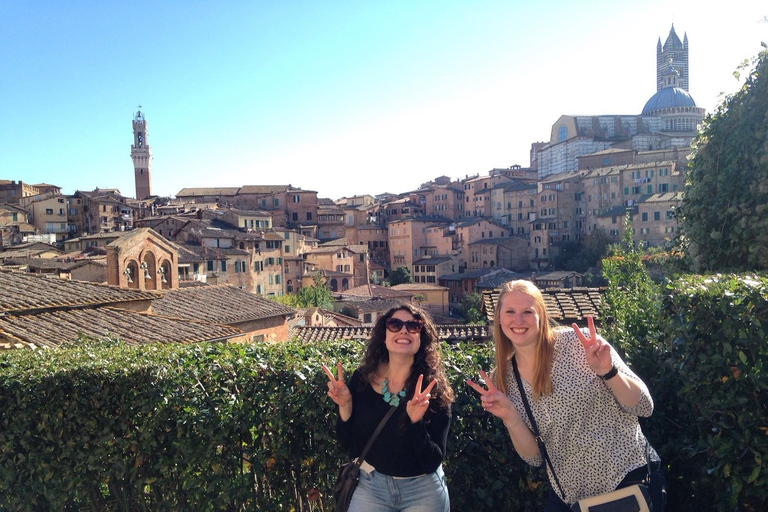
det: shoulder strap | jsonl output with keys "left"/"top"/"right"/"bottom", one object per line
{"left": 511, "top": 355, "right": 566, "bottom": 500}
{"left": 354, "top": 405, "right": 398, "bottom": 469}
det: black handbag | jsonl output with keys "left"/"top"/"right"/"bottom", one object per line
{"left": 333, "top": 405, "right": 397, "bottom": 512}
{"left": 511, "top": 356, "right": 654, "bottom": 512}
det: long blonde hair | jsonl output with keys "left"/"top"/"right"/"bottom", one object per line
{"left": 492, "top": 280, "right": 558, "bottom": 398}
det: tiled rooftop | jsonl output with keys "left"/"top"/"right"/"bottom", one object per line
{"left": 0, "top": 307, "right": 241, "bottom": 350}
{"left": 341, "top": 284, "right": 413, "bottom": 298}
{"left": 482, "top": 287, "right": 603, "bottom": 324}
{"left": 293, "top": 324, "right": 491, "bottom": 344}
{"left": 2, "top": 257, "right": 102, "bottom": 271}
{"left": 339, "top": 297, "right": 411, "bottom": 313}
{"left": 151, "top": 285, "right": 296, "bottom": 325}
{"left": 0, "top": 270, "right": 159, "bottom": 315}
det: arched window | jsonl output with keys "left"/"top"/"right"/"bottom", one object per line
{"left": 558, "top": 125, "right": 567, "bottom": 142}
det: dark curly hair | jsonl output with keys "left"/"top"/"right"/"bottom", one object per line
{"left": 356, "top": 304, "right": 454, "bottom": 408}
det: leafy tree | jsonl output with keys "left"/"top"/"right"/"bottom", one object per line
{"left": 677, "top": 45, "right": 768, "bottom": 272}
{"left": 454, "top": 292, "right": 486, "bottom": 324}
{"left": 270, "top": 273, "right": 334, "bottom": 309}
{"left": 600, "top": 214, "right": 661, "bottom": 359}
{"left": 295, "top": 273, "right": 334, "bottom": 309}
{"left": 387, "top": 266, "right": 412, "bottom": 286}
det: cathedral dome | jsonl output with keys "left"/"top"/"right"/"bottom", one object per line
{"left": 641, "top": 86, "right": 697, "bottom": 115}
{"left": 642, "top": 66, "right": 698, "bottom": 115}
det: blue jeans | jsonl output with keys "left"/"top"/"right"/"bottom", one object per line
{"left": 348, "top": 465, "right": 450, "bottom": 512}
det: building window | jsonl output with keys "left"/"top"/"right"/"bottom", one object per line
{"left": 654, "top": 211, "right": 661, "bottom": 221}
{"left": 207, "top": 261, "right": 214, "bottom": 271}
{"left": 221, "top": 261, "right": 227, "bottom": 272}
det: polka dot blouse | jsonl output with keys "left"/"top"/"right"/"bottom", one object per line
{"left": 503, "top": 328, "right": 659, "bottom": 504}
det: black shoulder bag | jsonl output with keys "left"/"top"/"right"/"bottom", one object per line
{"left": 511, "top": 356, "right": 653, "bottom": 512}
{"left": 333, "top": 405, "right": 397, "bottom": 512}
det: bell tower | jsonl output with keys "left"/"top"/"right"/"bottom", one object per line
{"left": 131, "top": 108, "right": 153, "bottom": 199}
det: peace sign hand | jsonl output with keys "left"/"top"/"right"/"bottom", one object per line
{"left": 572, "top": 315, "right": 613, "bottom": 376}
{"left": 466, "top": 370, "right": 519, "bottom": 425}
{"left": 322, "top": 363, "right": 353, "bottom": 420}
{"left": 406, "top": 374, "right": 437, "bottom": 424}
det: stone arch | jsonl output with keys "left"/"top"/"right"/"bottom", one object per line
{"left": 330, "top": 278, "right": 338, "bottom": 292}
{"left": 158, "top": 259, "right": 173, "bottom": 290}
{"left": 141, "top": 252, "right": 158, "bottom": 290}
{"left": 124, "top": 259, "right": 139, "bottom": 289}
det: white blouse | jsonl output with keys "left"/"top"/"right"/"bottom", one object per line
{"left": 503, "top": 328, "right": 658, "bottom": 504}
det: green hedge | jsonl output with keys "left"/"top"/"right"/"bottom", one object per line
{"left": 651, "top": 274, "right": 768, "bottom": 511}
{"left": 0, "top": 337, "right": 545, "bottom": 512}
{"left": 0, "top": 273, "right": 765, "bottom": 511}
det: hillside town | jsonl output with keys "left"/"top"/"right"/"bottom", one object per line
{"left": 1, "top": 26, "right": 700, "bottom": 349}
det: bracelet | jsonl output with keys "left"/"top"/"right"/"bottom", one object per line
{"left": 599, "top": 365, "right": 619, "bottom": 381}
{"left": 503, "top": 415, "right": 522, "bottom": 429}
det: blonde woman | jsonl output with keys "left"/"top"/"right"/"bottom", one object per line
{"left": 466, "top": 280, "right": 665, "bottom": 511}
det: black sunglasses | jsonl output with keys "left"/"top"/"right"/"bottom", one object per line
{"left": 385, "top": 318, "right": 424, "bottom": 334}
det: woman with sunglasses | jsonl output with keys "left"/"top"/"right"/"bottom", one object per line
{"left": 323, "top": 304, "right": 454, "bottom": 512}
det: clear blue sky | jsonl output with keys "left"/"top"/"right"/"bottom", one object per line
{"left": 2, "top": 1, "right": 765, "bottom": 200}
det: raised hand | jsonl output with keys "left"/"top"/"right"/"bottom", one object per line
{"left": 406, "top": 374, "right": 437, "bottom": 424}
{"left": 572, "top": 315, "right": 613, "bottom": 376}
{"left": 322, "top": 363, "right": 352, "bottom": 420}
{"left": 466, "top": 370, "right": 519, "bottom": 426}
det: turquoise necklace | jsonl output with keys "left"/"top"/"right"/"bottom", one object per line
{"left": 381, "top": 379, "right": 406, "bottom": 407}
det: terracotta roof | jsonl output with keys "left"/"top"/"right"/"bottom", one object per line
{"left": 413, "top": 256, "right": 452, "bottom": 265}
{"left": 482, "top": 287, "right": 603, "bottom": 324}
{"left": 0, "top": 248, "right": 62, "bottom": 259}
{"left": 391, "top": 283, "right": 448, "bottom": 291}
{"left": 176, "top": 187, "right": 241, "bottom": 196}
{"left": 2, "top": 257, "right": 101, "bottom": 271}
{"left": 340, "top": 284, "right": 413, "bottom": 299}
{"left": 238, "top": 185, "right": 291, "bottom": 194}
{"left": 0, "top": 270, "right": 158, "bottom": 315}
{"left": 293, "top": 324, "right": 490, "bottom": 343}
{"left": 476, "top": 269, "right": 520, "bottom": 289}
{"left": 151, "top": 285, "right": 296, "bottom": 325}
{"left": 341, "top": 297, "right": 411, "bottom": 313}
{"left": 0, "top": 307, "right": 241, "bottom": 350}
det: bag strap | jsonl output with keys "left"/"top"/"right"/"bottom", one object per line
{"left": 511, "top": 355, "right": 567, "bottom": 500}
{"left": 352, "top": 404, "right": 398, "bottom": 470}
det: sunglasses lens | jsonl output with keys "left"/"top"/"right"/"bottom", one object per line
{"left": 386, "top": 318, "right": 422, "bottom": 333}
{"left": 406, "top": 321, "right": 422, "bottom": 333}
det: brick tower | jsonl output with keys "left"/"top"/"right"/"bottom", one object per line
{"left": 131, "top": 109, "right": 152, "bottom": 199}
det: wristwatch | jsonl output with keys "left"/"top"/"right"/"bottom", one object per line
{"left": 599, "top": 365, "right": 619, "bottom": 381}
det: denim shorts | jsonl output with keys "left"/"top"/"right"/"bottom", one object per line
{"left": 348, "top": 464, "right": 450, "bottom": 512}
